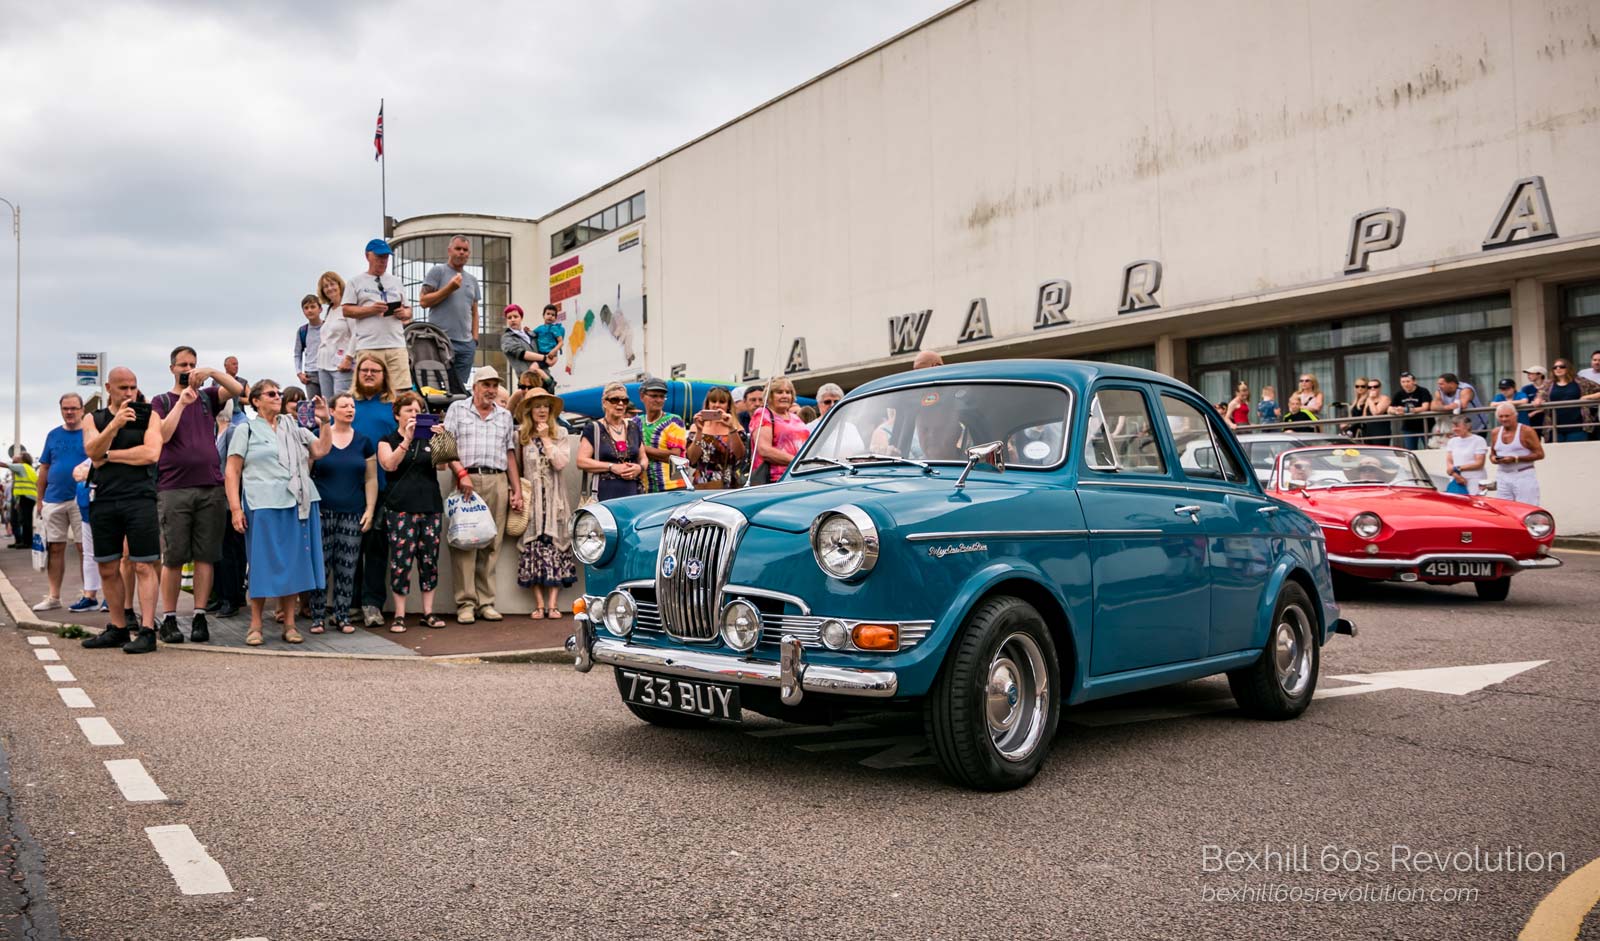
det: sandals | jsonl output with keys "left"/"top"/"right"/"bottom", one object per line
{"left": 282, "top": 627, "right": 304, "bottom": 644}
{"left": 309, "top": 622, "right": 325, "bottom": 635}
{"left": 389, "top": 617, "right": 408, "bottom": 634}
{"left": 529, "top": 608, "right": 545, "bottom": 620}
{"left": 420, "top": 613, "right": 447, "bottom": 629}
{"left": 245, "top": 629, "right": 264, "bottom": 646}
{"left": 339, "top": 621, "right": 356, "bottom": 634}
{"left": 548, "top": 607, "right": 564, "bottom": 620}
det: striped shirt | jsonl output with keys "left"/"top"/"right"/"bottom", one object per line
{"left": 443, "top": 400, "right": 516, "bottom": 469}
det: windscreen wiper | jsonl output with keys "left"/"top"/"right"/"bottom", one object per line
{"left": 843, "top": 453, "right": 934, "bottom": 473}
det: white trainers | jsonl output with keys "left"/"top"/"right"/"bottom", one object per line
{"left": 32, "top": 597, "right": 63, "bottom": 612}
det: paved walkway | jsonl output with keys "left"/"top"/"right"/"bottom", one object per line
{"left": 0, "top": 547, "right": 571, "bottom": 658}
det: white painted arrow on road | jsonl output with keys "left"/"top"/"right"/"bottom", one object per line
{"left": 1069, "top": 660, "right": 1550, "bottom": 727}
{"left": 1317, "top": 660, "right": 1549, "bottom": 698}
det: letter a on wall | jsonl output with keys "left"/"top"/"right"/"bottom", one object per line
{"left": 785, "top": 338, "right": 810, "bottom": 374}
{"left": 1483, "top": 176, "right": 1558, "bottom": 249}
{"left": 958, "top": 298, "right": 993, "bottom": 343}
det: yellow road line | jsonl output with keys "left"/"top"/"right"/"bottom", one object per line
{"left": 1554, "top": 547, "right": 1600, "bottom": 556}
{"left": 1519, "top": 855, "right": 1600, "bottom": 941}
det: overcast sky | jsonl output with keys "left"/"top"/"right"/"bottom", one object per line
{"left": 0, "top": 0, "right": 950, "bottom": 457}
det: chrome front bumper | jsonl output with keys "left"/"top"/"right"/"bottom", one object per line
{"left": 1328, "top": 552, "right": 1562, "bottom": 570}
{"left": 568, "top": 615, "right": 899, "bottom": 706}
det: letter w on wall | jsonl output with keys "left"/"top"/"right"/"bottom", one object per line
{"left": 888, "top": 310, "right": 932, "bottom": 356}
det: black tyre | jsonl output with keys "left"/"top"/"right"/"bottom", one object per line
{"left": 1227, "top": 581, "right": 1319, "bottom": 720}
{"left": 924, "top": 596, "right": 1061, "bottom": 791}
{"left": 612, "top": 668, "right": 713, "bottom": 728}
{"left": 1474, "top": 577, "right": 1511, "bottom": 601}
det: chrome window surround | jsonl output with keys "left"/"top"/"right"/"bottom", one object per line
{"left": 789, "top": 379, "right": 1075, "bottom": 475}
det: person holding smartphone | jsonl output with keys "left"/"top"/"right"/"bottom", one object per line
{"left": 684, "top": 386, "right": 747, "bottom": 489}
{"left": 341, "top": 238, "right": 413, "bottom": 397}
{"left": 80, "top": 367, "right": 166, "bottom": 654}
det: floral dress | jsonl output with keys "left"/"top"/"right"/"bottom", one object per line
{"left": 685, "top": 427, "right": 748, "bottom": 488}
{"left": 517, "top": 434, "right": 577, "bottom": 589}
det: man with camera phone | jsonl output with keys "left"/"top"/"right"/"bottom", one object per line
{"left": 80, "top": 367, "right": 166, "bottom": 654}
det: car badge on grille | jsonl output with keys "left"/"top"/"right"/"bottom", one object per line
{"left": 661, "top": 554, "right": 677, "bottom": 577}
{"left": 1460, "top": 531, "right": 1473, "bottom": 544}
{"left": 685, "top": 558, "right": 705, "bottom": 581}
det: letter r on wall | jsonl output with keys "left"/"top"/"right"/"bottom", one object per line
{"left": 1344, "top": 208, "right": 1406, "bottom": 274}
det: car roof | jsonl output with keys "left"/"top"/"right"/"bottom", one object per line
{"left": 848, "top": 359, "right": 1175, "bottom": 397}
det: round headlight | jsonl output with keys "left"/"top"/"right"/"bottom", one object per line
{"left": 819, "top": 619, "right": 850, "bottom": 651}
{"left": 601, "top": 590, "right": 636, "bottom": 637}
{"left": 572, "top": 507, "right": 612, "bottom": 565}
{"left": 720, "top": 599, "right": 762, "bottom": 652}
{"left": 1524, "top": 511, "right": 1554, "bottom": 539}
{"left": 811, "top": 506, "right": 880, "bottom": 581}
{"left": 1351, "top": 512, "right": 1382, "bottom": 541}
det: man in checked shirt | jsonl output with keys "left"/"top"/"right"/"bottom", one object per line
{"left": 443, "top": 366, "right": 525, "bottom": 623}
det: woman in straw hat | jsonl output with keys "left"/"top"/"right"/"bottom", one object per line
{"left": 515, "top": 388, "right": 576, "bottom": 619}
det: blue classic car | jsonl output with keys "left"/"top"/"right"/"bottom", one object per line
{"left": 568, "top": 360, "right": 1356, "bottom": 790}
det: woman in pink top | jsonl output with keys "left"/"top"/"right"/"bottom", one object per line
{"left": 750, "top": 377, "right": 809, "bottom": 484}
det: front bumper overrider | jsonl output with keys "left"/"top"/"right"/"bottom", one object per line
{"left": 568, "top": 615, "right": 899, "bottom": 706}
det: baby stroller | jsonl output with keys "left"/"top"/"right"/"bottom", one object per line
{"left": 404, "top": 321, "right": 466, "bottom": 410}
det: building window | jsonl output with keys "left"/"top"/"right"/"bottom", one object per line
{"left": 550, "top": 191, "right": 645, "bottom": 258}
{"left": 1080, "top": 347, "right": 1156, "bottom": 371}
{"left": 1188, "top": 295, "right": 1512, "bottom": 420}
{"left": 1562, "top": 281, "right": 1600, "bottom": 368}
{"left": 389, "top": 233, "right": 513, "bottom": 369}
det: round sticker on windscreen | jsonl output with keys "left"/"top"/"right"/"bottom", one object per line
{"left": 921, "top": 392, "right": 941, "bottom": 407}
{"left": 1023, "top": 440, "right": 1051, "bottom": 461}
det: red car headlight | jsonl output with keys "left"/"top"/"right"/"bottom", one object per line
{"left": 1351, "top": 512, "right": 1382, "bottom": 541}
{"left": 1524, "top": 511, "right": 1553, "bottom": 539}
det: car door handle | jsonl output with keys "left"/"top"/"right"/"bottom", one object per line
{"left": 1257, "top": 506, "right": 1279, "bottom": 516}
{"left": 1173, "top": 505, "right": 1201, "bottom": 521}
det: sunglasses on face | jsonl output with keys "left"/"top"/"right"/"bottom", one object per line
{"left": 258, "top": 390, "right": 282, "bottom": 398}
{"left": 605, "top": 397, "right": 630, "bottom": 405}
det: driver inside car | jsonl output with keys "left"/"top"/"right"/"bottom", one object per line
{"left": 1346, "top": 456, "right": 1391, "bottom": 483}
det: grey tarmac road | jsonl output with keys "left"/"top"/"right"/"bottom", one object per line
{"left": 1, "top": 555, "right": 1598, "bottom": 941}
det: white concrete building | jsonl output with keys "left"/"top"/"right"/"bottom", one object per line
{"left": 394, "top": 0, "right": 1600, "bottom": 408}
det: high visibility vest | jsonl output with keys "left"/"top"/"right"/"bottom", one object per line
{"left": 11, "top": 463, "right": 37, "bottom": 500}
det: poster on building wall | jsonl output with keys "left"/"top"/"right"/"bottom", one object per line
{"left": 549, "top": 223, "right": 644, "bottom": 390}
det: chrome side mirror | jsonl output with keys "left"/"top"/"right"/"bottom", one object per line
{"left": 954, "top": 440, "right": 1005, "bottom": 490}
{"left": 669, "top": 454, "right": 695, "bottom": 491}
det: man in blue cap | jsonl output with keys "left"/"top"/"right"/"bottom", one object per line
{"left": 341, "top": 238, "right": 414, "bottom": 397}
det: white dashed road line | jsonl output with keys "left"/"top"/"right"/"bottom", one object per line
{"left": 104, "top": 758, "right": 168, "bottom": 802}
{"left": 44, "top": 664, "right": 75, "bottom": 682}
{"left": 143, "top": 825, "right": 234, "bottom": 895}
{"left": 33, "top": 648, "right": 61, "bottom": 662}
{"left": 57, "top": 687, "right": 94, "bottom": 708}
{"left": 77, "top": 717, "right": 125, "bottom": 746}
{"left": 27, "top": 635, "right": 50, "bottom": 646}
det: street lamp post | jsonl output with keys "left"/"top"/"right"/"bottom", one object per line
{"left": 0, "top": 197, "right": 17, "bottom": 453}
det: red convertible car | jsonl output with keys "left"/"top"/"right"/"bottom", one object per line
{"left": 1268, "top": 445, "right": 1560, "bottom": 600}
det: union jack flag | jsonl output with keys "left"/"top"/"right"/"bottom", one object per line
{"left": 373, "top": 103, "right": 384, "bottom": 162}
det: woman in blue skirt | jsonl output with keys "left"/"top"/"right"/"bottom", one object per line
{"left": 224, "top": 379, "right": 334, "bottom": 645}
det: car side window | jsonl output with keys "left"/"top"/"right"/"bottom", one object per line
{"left": 1160, "top": 393, "right": 1247, "bottom": 483}
{"left": 1084, "top": 388, "right": 1165, "bottom": 475}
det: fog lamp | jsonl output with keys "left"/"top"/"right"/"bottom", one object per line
{"left": 851, "top": 623, "right": 899, "bottom": 651}
{"left": 720, "top": 600, "right": 762, "bottom": 652}
{"left": 1365, "top": 544, "right": 1380, "bottom": 555}
{"left": 819, "top": 619, "right": 850, "bottom": 650}
{"left": 601, "top": 590, "right": 636, "bottom": 637}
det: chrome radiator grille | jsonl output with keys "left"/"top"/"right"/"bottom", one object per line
{"left": 655, "top": 503, "right": 746, "bottom": 642}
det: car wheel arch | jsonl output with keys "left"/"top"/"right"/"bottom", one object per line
{"left": 947, "top": 574, "right": 1079, "bottom": 702}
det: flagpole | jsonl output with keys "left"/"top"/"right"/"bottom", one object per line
{"left": 379, "top": 98, "right": 386, "bottom": 230}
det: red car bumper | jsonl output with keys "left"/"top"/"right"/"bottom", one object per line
{"left": 1327, "top": 551, "right": 1562, "bottom": 583}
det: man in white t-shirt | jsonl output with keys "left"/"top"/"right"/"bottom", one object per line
{"left": 1442, "top": 415, "right": 1488, "bottom": 495}
{"left": 342, "top": 238, "right": 414, "bottom": 397}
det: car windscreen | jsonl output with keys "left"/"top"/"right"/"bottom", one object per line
{"left": 1246, "top": 437, "right": 1342, "bottom": 470}
{"left": 800, "top": 383, "right": 1071, "bottom": 469}
{"left": 1276, "top": 447, "right": 1435, "bottom": 490}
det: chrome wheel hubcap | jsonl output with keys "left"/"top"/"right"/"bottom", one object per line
{"left": 984, "top": 632, "right": 1049, "bottom": 761}
{"left": 1273, "top": 604, "right": 1313, "bottom": 698}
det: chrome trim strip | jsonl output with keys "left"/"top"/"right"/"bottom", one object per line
{"left": 1088, "top": 529, "right": 1164, "bottom": 536}
{"left": 724, "top": 584, "right": 811, "bottom": 616}
{"left": 1328, "top": 552, "right": 1561, "bottom": 570}
{"left": 630, "top": 597, "right": 932, "bottom": 652}
{"left": 1075, "top": 479, "right": 1255, "bottom": 497}
{"left": 907, "top": 529, "right": 1088, "bottom": 542}
{"left": 589, "top": 637, "right": 900, "bottom": 699}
